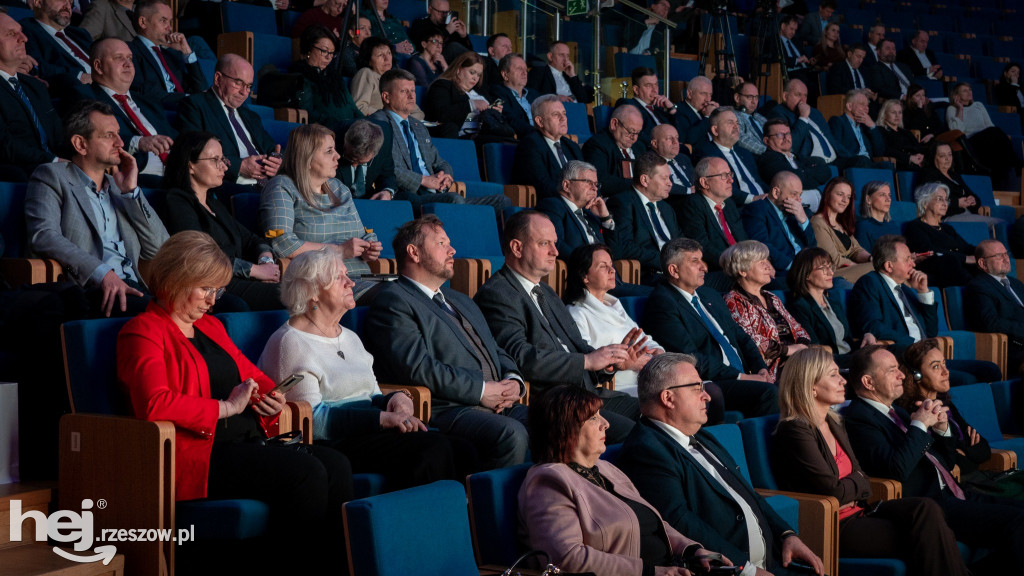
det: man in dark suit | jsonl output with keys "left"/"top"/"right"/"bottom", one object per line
{"left": 828, "top": 89, "right": 886, "bottom": 164}
{"left": 618, "top": 353, "right": 823, "bottom": 576}
{"left": 741, "top": 171, "right": 815, "bottom": 273}
{"left": 474, "top": 210, "right": 645, "bottom": 443}
{"left": 77, "top": 38, "right": 176, "bottom": 187}
{"left": 842, "top": 345, "right": 1024, "bottom": 574}
{"left": 176, "top": 54, "right": 281, "bottom": 186}
{"left": 607, "top": 152, "right": 680, "bottom": 285}
{"left": 966, "top": 240, "right": 1024, "bottom": 376}
{"left": 482, "top": 32, "right": 511, "bottom": 92}
{"left": 364, "top": 215, "right": 529, "bottom": 470}
{"left": 898, "top": 30, "right": 943, "bottom": 80}
{"left": 616, "top": 66, "right": 677, "bottom": 146}
{"left": 22, "top": 0, "right": 93, "bottom": 90}
{"left": 764, "top": 15, "right": 819, "bottom": 106}
{"left": 623, "top": 0, "right": 671, "bottom": 55}
{"left": 862, "top": 23, "right": 885, "bottom": 68}
{"left": 640, "top": 238, "right": 777, "bottom": 418}
{"left": 128, "top": 0, "right": 206, "bottom": 106}
{"left": 826, "top": 44, "right": 870, "bottom": 96}
{"left": 757, "top": 118, "right": 830, "bottom": 211}
{"left": 692, "top": 107, "right": 767, "bottom": 206}
{"left": 673, "top": 157, "right": 747, "bottom": 288}
{"left": 535, "top": 160, "right": 615, "bottom": 259}
{"left": 650, "top": 124, "right": 695, "bottom": 196}
{"left": 0, "top": 12, "right": 64, "bottom": 181}
{"left": 795, "top": 0, "right": 837, "bottom": 49}
{"left": 338, "top": 120, "right": 396, "bottom": 200}
{"left": 490, "top": 54, "right": 535, "bottom": 139}
{"left": 676, "top": 75, "right": 718, "bottom": 147}
{"left": 510, "top": 95, "right": 583, "bottom": 199}
{"left": 525, "top": 40, "right": 592, "bottom": 104}
{"left": 865, "top": 39, "right": 913, "bottom": 100}
{"left": 583, "top": 104, "right": 649, "bottom": 197}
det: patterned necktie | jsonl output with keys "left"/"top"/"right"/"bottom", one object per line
{"left": 574, "top": 208, "right": 599, "bottom": 243}
{"left": 715, "top": 204, "right": 737, "bottom": 246}
{"left": 893, "top": 285, "right": 924, "bottom": 335}
{"left": 647, "top": 202, "right": 671, "bottom": 242}
{"left": 852, "top": 65, "right": 863, "bottom": 89}
{"left": 807, "top": 121, "right": 835, "bottom": 158}
{"left": 621, "top": 148, "right": 633, "bottom": 178}
{"left": 690, "top": 296, "right": 745, "bottom": 369}
{"left": 55, "top": 30, "right": 89, "bottom": 63}
{"left": 353, "top": 164, "right": 366, "bottom": 197}
{"left": 112, "top": 93, "right": 167, "bottom": 162}
{"left": 151, "top": 46, "right": 184, "bottom": 93}
{"left": 890, "top": 63, "right": 910, "bottom": 91}
{"left": 401, "top": 119, "right": 425, "bottom": 175}
{"left": 887, "top": 408, "right": 966, "bottom": 499}
{"left": 227, "top": 107, "right": 260, "bottom": 157}
{"left": 8, "top": 77, "right": 50, "bottom": 156}
{"left": 669, "top": 159, "right": 691, "bottom": 188}
{"left": 553, "top": 141, "right": 568, "bottom": 167}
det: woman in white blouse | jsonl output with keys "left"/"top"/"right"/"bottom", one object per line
{"left": 564, "top": 244, "right": 663, "bottom": 396}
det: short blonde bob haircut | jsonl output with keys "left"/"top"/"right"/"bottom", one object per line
{"left": 147, "top": 231, "right": 232, "bottom": 311}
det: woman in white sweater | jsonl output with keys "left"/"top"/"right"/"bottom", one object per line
{"left": 258, "top": 249, "right": 472, "bottom": 487}
{"left": 947, "top": 82, "right": 1022, "bottom": 187}
{"left": 564, "top": 244, "right": 663, "bottom": 396}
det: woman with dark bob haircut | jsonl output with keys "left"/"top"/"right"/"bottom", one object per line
{"left": 162, "top": 131, "right": 283, "bottom": 311}
{"left": 520, "top": 383, "right": 722, "bottom": 574}
{"left": 293, "top": 25, "right": 363, "bottom": 132}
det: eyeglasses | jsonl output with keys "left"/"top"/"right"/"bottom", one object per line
{"left": 200, "top": 286, "right": 227, "bottom": 301}
{"left": 665, "top": 381, "right": 710, "bottom": 393}
{"left": 813, "top": 263, "right": 834, "bottom": 274}
{"left": 311, "top": 45, "right": 336, "bottom": 58}
{"left": 569, "top": 178, "right": 602, "bottom": 190}
{"left": 767, "top": 132, "right": 792, "bottom": 140}
{"left": 428, "top": 38, "right": 443, "bottom": 44}
{"left": 980, "top": 251, "right": 1010, "bottom": 260}
{"left": 704, "top": 171, "right": 735, "bottom": 181}
{"left": 196, "top": 156, "right": 231, "bottom": 167}
{"left": 218, "top": 72, "right": 253, "bottom": 92}
{"left": 619, "top": 126, "right": 642, "bottom": 137}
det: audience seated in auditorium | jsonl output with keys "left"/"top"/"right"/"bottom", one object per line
{"left": 829, "top": 89, "right": 886, "bottom": 166}
{"left": 129, "top": 0, "right": 206, "bottom": 106}
{"left": 810, "top": 22, "right": 844, "bottom": 72}
{"left": 338, "top": 119, "right": 396, "bottom": 200}
{"left": 117, "top": 231, "right": 351, "bottom": 575}
{"left": 290, "top": 0, "right": 346, "bottom": 39}
{"left": 22, "top": 0, "right": 93, "bottom": 91}
{"left": 903, "top": 84, "right": 943, "bottom": 141}
{"left": 918, "top": 141, "right": 999, "bottom": 225}
{"left": 865, "top": 39, "right": 912, "bottom": 101}
{"left": 511, "top": 94, "right": 583, "bottom": 199}
{"left": 481, "top": 33, "right": 511, "bottom": 92}
{"left": 583, "top": 104, "right": 649, "bottom": 197}
{"left": 624, "top": 0, "right": 671, "bottom": 56}
{"left": 795, "top": 0, "right": 837, "bottom": 48}
{"left": 842, "top": 345, "right": 1024, "bottom": 573}
{"left": 616, "top": 66, "right": 677, "bottom": 146}
{"left": 947, "top": 82, "right": 1023, "bottom": 188}
{"left": 693, "top": 107, "right": 767, "bottom": 205}
{"left": 163, "top": 131, "right": 281, "bottom": 311}
{"left": 811, "top": 177, "right": 873, "bottom": 283}
{"left": 409, "top": 0, "right": 472, "bottom": 63}
{"left": 675, "top": 75, "right": 718, "bottom": 147}
{"left": 422, "top": 51, "right": 504, "bottom": 140}
{"left": 862, "top": 23, "right": 885, "bottom": 67}
{"left": 403, "top": 30, "right": 447, "bottom": 88}
{"left": 618, "top": 352, "right": 824, "bottom": 576}
{"left": 649, "top": 124, "right": 695, "bottom": 195}
{"left": 362, "top": 0, "right": 413, "bottom": 55}
{"left": 607, "top": 151, "right": 680, "bottom": 286}
{"left": 364, "top": 214, "right": 530, "bottom": 470}
{"left": 536, "top": 160, "right": 616, "bottom": 260}
{"left": 854, "top": 180, "right": 899, "bottom": 252}
{"left": 741, "top": 171, "right": 815, "bottom": 273}
{"left": 177, "top": 54, "right": 282, "bottom": 186}
{"left": 353, "top": 37, "right": 409, "bottom": 118}
{"left": 757, "top": 118, "right": 829, "bottom": 210}
{"left": 966, "top": 239, "right": 1024, "bottom": 377}
{"left": 640, "top": 237, "right": 778, "bottom": 419}
{"left": 764, "top": 15, "right": 819, "bottom": 106}
{"left": 732, "top": 81, "right": 767, "bottom": 155}
{"left": 903, "top": 182, "right": 977, "bottom": 288}
{"left": 293, "top": 26, "right": 362, "bottom": 133}
{"left": 489, "top": 54, "right": 534, "bottom": 139}
{"left": 897, "top": 30, "right": 943, "bottom": 80}
{"left": 826, "top": 44, "right": 871, "bottom": 96}
{"left": 25, "top": 100, "right": 168, "bottom": 318}
{"left": 876, "top": 99, "right": 926, "bottom": 171}
{"left": 526, "top": 40, "right": 592, "bottom": 104}
{"left": 79, "top": 0, "right": 134, "bottom": 43}
{"left": 369, "top": 69, "right": 508, "bottom": 212}
{"left": 475, "top": 210, "right": 645, "bottom": 444}
{"left": 772, "top": 347, "right": 972, "bottom": 576}
{"left": 260, "top": 124, "right": 383, "bottom": 301}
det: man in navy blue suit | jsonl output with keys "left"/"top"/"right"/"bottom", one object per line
{"left": 828, "top": 90, "right": 886, "bottom": 165}
{"left": 741, "top": 171, "right": 815, "bottom": 274}
{"left": 676, "top": 75, "right": 718, "bottom": 147}
{"left": 583, "top": 104, "right": 649, "bottom": 198}
{"left": 22, "top": 0, "right": 93, "bottom": 91}
{"left": 128, "top": 0, "right": 206, "bottom": 106}
{"left": 536, "top": 160, "right": 616, "bottom": 259}
{"left": 640, "top": 238, "right": 778, "bottom": 419}
{"left": 757, "top": 118, "right": 830, "bottom": 212}
{"left": 649, "top": 124, "right": 695, "bottom": 196}
{"left": 619, "top": 353, "right": 823, "bottom": 576}
{"left": 966, "top": 239, "right": 1024, "bottom": 376}
{"left": 616, "top": 66, "right": 677, "bottom": 146}
{"left": 692, "top": 107, "right": 767, "bottom": 206}
{"left": 826, "top": 44, "right": 870, "bottom": 96}
{"left": 510, "top": 95, "right": 583, "bottom": 199}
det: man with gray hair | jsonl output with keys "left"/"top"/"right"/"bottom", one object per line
{"left": 618, "top": 353, "right": 823, "bottom": 576}
{"left": 693, "top": 107, "right": 767, "bottom": 205}
{"left": 340, "top": 120, "right": 396, "bottom": 200}
{"left": 967, "top": 239, "right": 1024, "bottom": 377}
{"left": 583, "top": 104, "right": 648, "bottom": 197}
{"left": 536, "top": 160, "right": 615, "bottom": 258}
{"left": 511, "top": 94, "right": 583, "bottom": 199}
{"left": 676, "top": 75, "right": 718, "bottom": 146}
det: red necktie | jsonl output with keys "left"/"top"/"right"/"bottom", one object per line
{"left": 152, "top": 46, "right": 184, "bottom": 93}
{"left": 621, "top": 148, "right": 632, "bottom": 179}
{"left": 112, "top": 93, "right": 167, "bottom": 163}
{"left": 55, "top": 30, "right": 89, "bottom": 63}
{"left": 715, "top": 204, "right": 736, "bottom": 246}
{"left": 645, "top": 104, "right": 661, "bottom": 126}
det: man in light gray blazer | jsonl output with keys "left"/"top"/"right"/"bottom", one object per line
{"left": 368, "top": 68, "right": 509, "bottom": 213}
{"left": 26, "top": 101, "right": 168, "bottom": 317}
{"left": 364, "top": 214, "right": 529, "bottom": 470}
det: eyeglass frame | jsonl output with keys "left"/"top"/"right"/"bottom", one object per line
{"left": 199, "top": 286, "right": 227, "bottom": 301}
{"left": 569, "top": 178, "right": 602, "bottom": 191}
{"left": 311, "top": 45, "right": 336, "bottom": 58}
{"left": 196, "top": 156, "right": 232, "bottom": 168}
{"left": 664, "top": 381, "right": 710, "bottom": 393}
{"left": 218, "top": 72, "right": 254, "bottom": 92}
{"left": 703, "top": 171, "right": 735, "bottom": 181}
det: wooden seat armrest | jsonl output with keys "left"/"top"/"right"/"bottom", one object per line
{"left": 973, "top": 332, "right": 1008, "bottom": 380}
{"left": 368, "top": 259, "right": 398, "bottom": 275}
{"left": 979, "top": 206, "right": 992, "bottom": 217}
{"left": 868, "top": 477, "right": 902, "bottom": 504}
{"left": 451, "top": 182, "right": 467, "bottom": 198}
{"left": 755, "top": 489, "right": 839, "bottom": 576}
{"left": 273, "top": 107, "right": 308, "bottom": 124}
{"left": 379, "top": 384, "right": 431, "bottom": 423}
{"left": 271, "top": 400, "right": 312, "bottom": 442}
{"left": 935, "top": 336, "right": 955, "bottom": 359}
{"left": 451, "top": 258, "right": 492, "bottom": 298}
{"left": 994, "top": 191, "right": 1020, "bottom": 206}
{"left": 613, "top": 259, "right": 641, "bottom": 285}
{"left": 518, "top": 381, "right": 531, "bottom": 405}
{"left": 503, "top": 185, "right": 536, "bottom": 208}
{"left": 0, "top": 257, "right": 63, "bottom": 288}
{"left": 872, "top": 156, "right": 898, "bottom": 165}
{"left": 979, "top": 449, "right": 1017, "bottom": 472}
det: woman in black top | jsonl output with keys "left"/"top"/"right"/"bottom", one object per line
{"left": 162, "top": 132, "right": 283, "bottom": 310}
{"left": 903, "top": 182, "right": 977, "bottom": 287}
{"left": 292, "top": 26, "right": 363, "bottom": 132}
{"left": 917, "top": 141, "right": 996, "bottom": 224}
{"left": 903, "top": 84, "right": 943, "bottom": 142}
{"left": 876, "top": 98, "right": 926, "bottom": 171}
{"left": 994, "top": 63, "right": 1024, "bottom": 118}
{"left": 423, "top": 51, "right": 501, "bottom": 139}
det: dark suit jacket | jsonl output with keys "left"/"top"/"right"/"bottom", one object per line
{"left": 616, "top": 97, "right": 675, "bottom": 146}
{"left": 641, "top": 282, "right": 767, "bottom": 380}
{"left": 772, "top": 416, "right": 872, "bottom": 506}
{"left": 847, "top": 271, "right": 938, "bottom": 356}
{"left": 756, "top": 149, "right": 831, "bottom": 190}
{"left": 671, "top": 193, "right": 747, "bottom": 271}
{"left": 864, "top": 61, "right": 914, "bottom": 101}
{"left": 363, "top": 277, "right": 521, "bottom": 412}
{"left": 536, "top": 196, "right": 615, "bottom": 259}
{"left": 965, "top": 273, "right": 1024, "bottom": 366}
{"left": 786, "top": 292, "right": 853, "bottom": 353}
{"left": 128, "top": 36, "right": 206, "bottom": 106}
{"left": 582, "top": 129, "right": 649, "bottom": 198}
{"left": 21, "top": 18, "right": 92, "bottom": 87}
{"left": 666, "top": 153, "right": 696, "bottom": 195}
{"left": 826, "top": 61, "right": 869, "bottom": 95}
{"left": 607, "top": 189, "right": 681, "bottom": 283}
{"left": 176, "top": 90, "right": 276, "bottom": 182}
{"left": 618, "top": 419, "right": 792, "bottom": 570}
{"left": 829, "top": 114, "right": 885, "bottom": 159}
{"left": 995, "top": 82, "right": 1024, "bottom": 109}
{"left": 74, "top": 84, "right": 177, "bottom": 171}
{"left": 525, "top": 64, "right": 592, "bottom": 104}
{"left": 475, "top": 265, "right": 604, "bottom": 395}
{"left": 0, "top": 72, "right": 63, "bottom": 169}
{"left": 740, "top": 198, "right": 816, "bottom": 272}
{"left": 675, "top": 102, "right": 710, "bottom": 147}
{"left": 340, "top": 118, "right": 398, "bottom": 199}
{"left": 842, "top": 397, "right": 957, "bottom": 499}
{"left": 796, "top": 10, "right": 838, "bottom": 48}
{"left": 862, "top": 44, "right": 880, "bottom": 68}
{"left": 765, "top": 104, "right": 852, "bottom": 161}
{"left": 897, "top": 47, "right": 939, "bottom": 78}
{"left": 511, "top": 130, "right": 583, "bottom": 199}
{"left": 490, "top": 83, "right": 536, "bottom": 139}
{"left": 692, "top": 140, "right": 767, "bottom": 205}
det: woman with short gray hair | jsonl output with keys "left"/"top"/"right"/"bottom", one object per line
{"left": 903, "top": 182, "right": 977, "bottom": 287}
{"left": 721, "top": 240, "right": 811, "bottom": 382}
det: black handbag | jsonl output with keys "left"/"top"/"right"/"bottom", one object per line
{"left": 476, "top": 108, "right": 516, "bottom": 139}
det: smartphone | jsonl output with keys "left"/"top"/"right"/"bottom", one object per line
{"left": 786, "top": 561, "right": 822, "bottom": 575}
{"left": 445, "top": 10, "right": 458, "bottom": 24}
{"left": 492, "top": 98, "right": 504, "bottom": 108}
{"left": 271, "top": 374, "right": 303, "bottom": 395}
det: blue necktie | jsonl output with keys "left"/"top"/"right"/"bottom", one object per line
{"left": 669, "top": 159, "right": 691, "bottom": 188}
{"left": 849, "top": 116, "right": 868, "bottom": 157}
{"left": 647, "top": 202, "right": 671, "bottom": 242}
{"left": 10, "top": 77, "right": 50, "bottom": 156}
{"left": 730, "top": 149, "right": 762, "bottom": 196}
{"left": 749, "top": 115, "right": 764, "bottom": 140}
{"left": 807, "top": 121, "right": 834, "bottom": 158}
{"left": 401, "top": 119, "right": 425, "bottom": 175}
{"left": 690, "top": 296, "right": 745, "bottom": 370}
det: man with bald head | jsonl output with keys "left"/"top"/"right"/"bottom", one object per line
{"left": 650, "top": 123, "right": 695, "bottom": 195}
{"left": 692, "top": 106, "right": 766, "bottom": 205}
{"left": 511, "top": 94, "right": 583, "bottom": 199}
{"left": 177, "top": 53, "right": 281, "bottom": 186}
{"left": 741, "top": 171, "right": 816, "bottom": 273}
{"left": 76, "top": 37, "right": 176, "bottom": 185}
{"left": 676, "top": 75, "right": 718, "bottom": 146}
{"left": 583, "top": 104, "right": 648, "bottom": 197}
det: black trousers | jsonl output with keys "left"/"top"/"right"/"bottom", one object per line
{"left": 600, "top": 390, "right": 642, "bottom": 444}
{"left": 321, "top": 430, "right": 479, "bottom": 489}
{"left": 939, "top": 489, "right": 1024, "bottom": 573}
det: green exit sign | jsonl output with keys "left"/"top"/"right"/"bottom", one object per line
{"left": 567, "top": 0, "right": 588, "bottom": 16}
